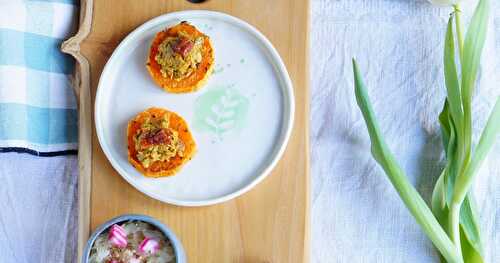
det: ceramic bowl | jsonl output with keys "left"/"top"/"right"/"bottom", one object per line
{"left": 82, "top": 214, "right": 186, "bottom": 263}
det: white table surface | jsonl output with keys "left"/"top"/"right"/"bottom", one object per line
{"left": 1, "top": 1, "right": 500, "bottom": 262}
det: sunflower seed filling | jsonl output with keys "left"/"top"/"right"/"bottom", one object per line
{"left": 134, "top": 114, "right": 185, "bottom": 168}
{"left": 155, "top": 32, "right": 204, "bottom": 80}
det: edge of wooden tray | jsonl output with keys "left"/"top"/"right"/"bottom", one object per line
{"left": 61, "top": 0, "right": 94, "bottom": 260}
{"left": 304, "top": 1, "right": 311, "bottom": 260}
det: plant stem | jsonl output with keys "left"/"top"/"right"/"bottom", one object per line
{"left": 453, "top": 4, "right": 465, "bottom": 61}
{"left": 446, "top": 5, "right": 466, "bottom": 255}
{"left": 454, "top": 98, "right": 500, "bottom": 206}
{"left": 450, "top": 6, "right": 467, "bottom": 179}
{"left": 452, "top": 5, "right": 470, "bottom": 173}
{"left": 449, "top": 203, "right": 463, "bottom": 259}
{"left": 353, "top": 60, "right": 464, "bottom": 263}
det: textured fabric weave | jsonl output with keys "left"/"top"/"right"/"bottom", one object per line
{"left": 311, "top": 0, "right": 500, "bottom": 262}
{"left": 0, "top": 0, "right": 78, "bottom": 154}
{"left": 0, "top": 153, "right": 78, "bottom": 263}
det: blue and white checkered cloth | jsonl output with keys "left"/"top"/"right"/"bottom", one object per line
{"left": 0, "top": 0, "right": 78, "bottom": 156}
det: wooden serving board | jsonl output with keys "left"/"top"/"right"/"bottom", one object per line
{"left": 63, "top": 0, "right": 309, "bottom": 262}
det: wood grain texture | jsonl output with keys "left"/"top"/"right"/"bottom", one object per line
{"left": 61, "top": 0, "right": 93, "bottom": 260}
{"left": 78, "top": 0, "right": 310, "bottom": 262}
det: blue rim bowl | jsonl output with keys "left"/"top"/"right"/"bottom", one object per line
{"left": 82, "top": 214, "right": 186, "bottom": 263}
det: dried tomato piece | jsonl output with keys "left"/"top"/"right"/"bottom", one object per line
{"left": 140, "top": 129, "right": 171, "bottom": 148}
{"left": 171, "top": 37, "right": 194, "bottom": 57}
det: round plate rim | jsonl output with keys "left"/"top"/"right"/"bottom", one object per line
{"left": 94, "top": 10, "right": 295, "bottom": 207}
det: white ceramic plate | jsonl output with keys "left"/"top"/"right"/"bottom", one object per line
{"left": 95, "top": 10, "right": 294, "bottom": 206}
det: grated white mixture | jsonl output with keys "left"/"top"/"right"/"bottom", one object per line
{"left": 88, "top": 221, "right": 175, "bottom": 263}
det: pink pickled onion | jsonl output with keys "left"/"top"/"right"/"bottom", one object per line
{"left": 138, "top": 237, "right": 160, "bottom": 254}
{"left": 111, "top": 224, "right": 126, "bottom": 236}
{"left": 108, "top": 224, "right": 127, "bottom": 248}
